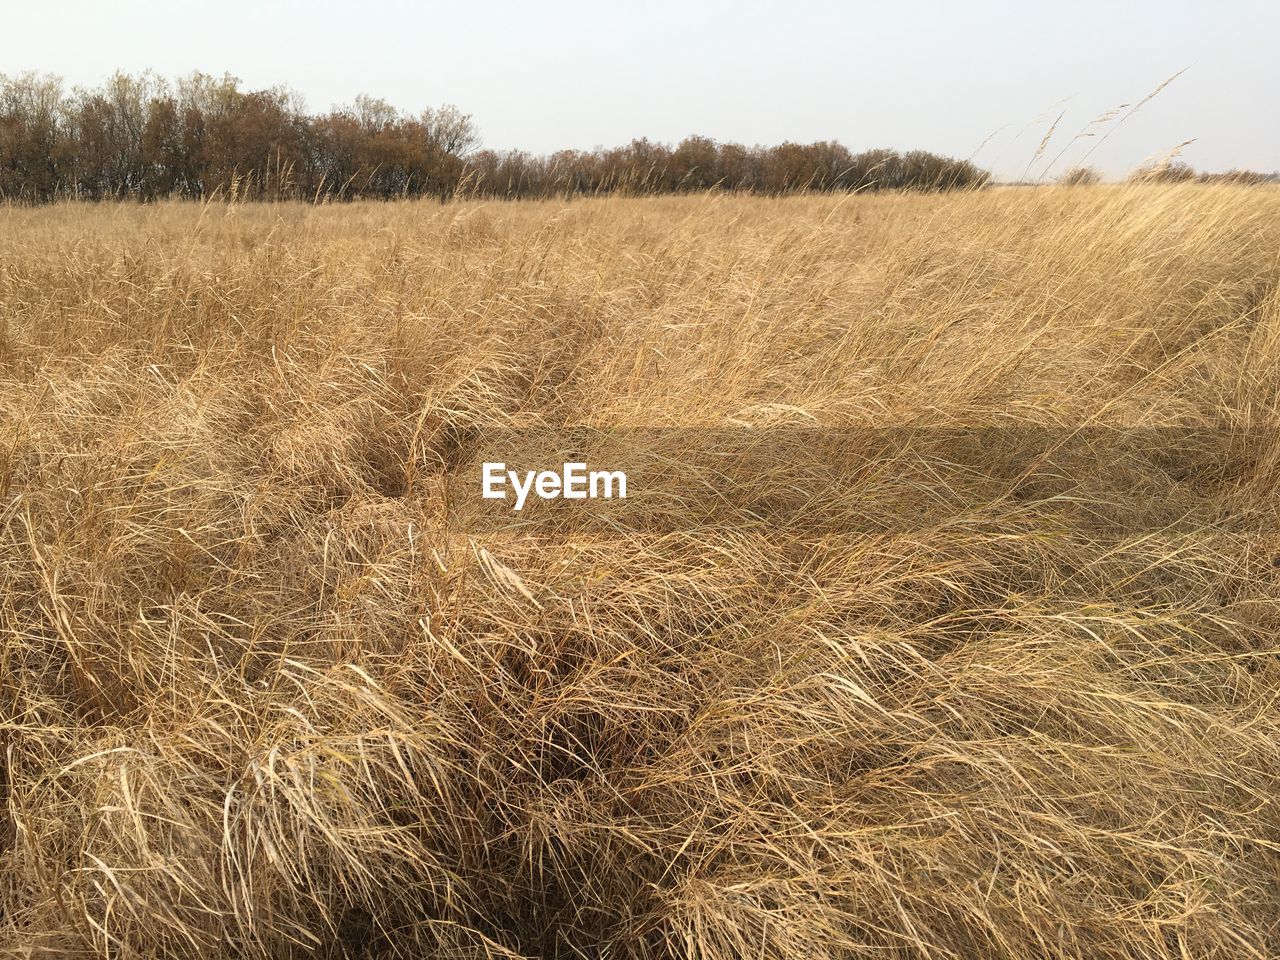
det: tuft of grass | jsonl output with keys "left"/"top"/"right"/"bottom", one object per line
{"left": 3, "top": 185, "right": 1280, "bottom": 958}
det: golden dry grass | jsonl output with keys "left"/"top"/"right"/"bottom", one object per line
{"left": 3, "top": 185, "right": 1280, "bottom": 958}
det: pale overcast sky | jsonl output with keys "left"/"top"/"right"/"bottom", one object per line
{"left": 3, "top": 0, "right": 1277, "bottom": 179}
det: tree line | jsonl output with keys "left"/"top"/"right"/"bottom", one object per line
{"left": 1127, "top": 162, "right": 1279, "bottom": 185}
{"left": 0, "top": 71, "right": 990, "bottom": 203}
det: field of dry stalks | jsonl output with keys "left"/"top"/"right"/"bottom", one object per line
{"left": 3, "top": 185, "right": 1280, "bottom": 959}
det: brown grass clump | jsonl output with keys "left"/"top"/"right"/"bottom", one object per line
{"left": 4, "top": 185, "right": 1280, "bottom": 958}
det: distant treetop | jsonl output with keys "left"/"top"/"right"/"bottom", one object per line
{"left": 0, "top": 70, "right": 989, "bottom": 202}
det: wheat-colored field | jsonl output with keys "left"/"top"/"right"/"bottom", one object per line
{"left": 3, "top": 186, "right": 1280, "bottom": 958}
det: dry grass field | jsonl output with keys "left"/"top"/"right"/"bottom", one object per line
{"left": 4, "top": 185, "right": 1280, "bottom": 958}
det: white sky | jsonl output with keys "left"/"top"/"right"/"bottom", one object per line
{"left": 3, "top": 0, "right": 1277, "bottom": 179}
